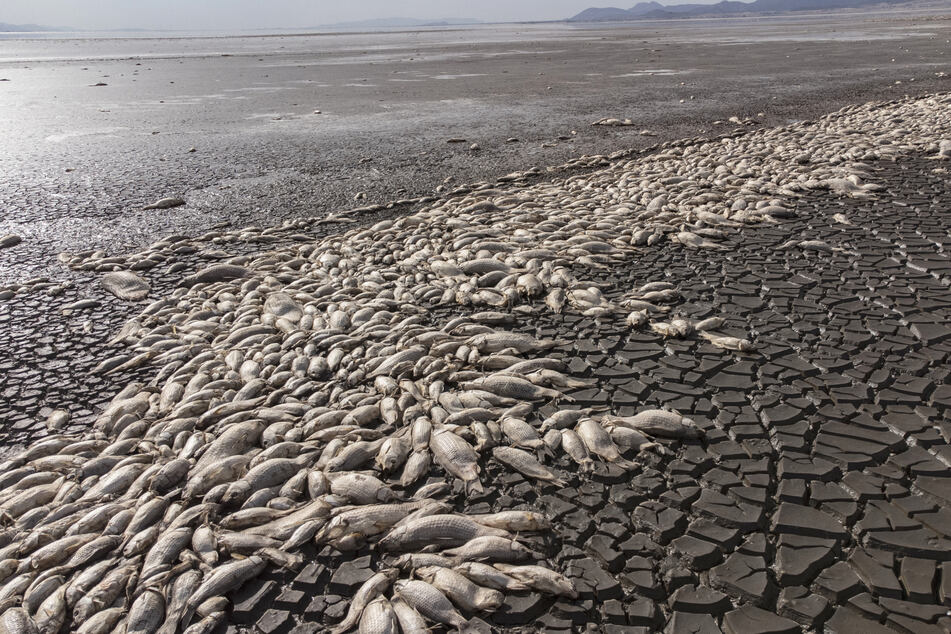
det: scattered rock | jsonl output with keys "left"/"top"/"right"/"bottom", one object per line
{"left": 0, "top": 234, "right": 21, "bottom": 249}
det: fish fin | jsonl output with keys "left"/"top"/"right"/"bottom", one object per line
{"left": 456, "top": 619, "right": 491, "bottom": 634}
{"left": 465, "top": 478, "right": 484, "bottom": 495}
{"left": 178, "top": 604, "right": 197, "bottom": 632}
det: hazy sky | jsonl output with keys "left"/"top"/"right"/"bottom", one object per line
{"left": 2, "top": 0, "right": 721, "bottom": 30}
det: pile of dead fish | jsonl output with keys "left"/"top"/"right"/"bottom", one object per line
{"left": 42, "top": 93, "right": 951, "bottom": 298}
{"left": 0, "top": 93, "right": 948, "bottom": 632}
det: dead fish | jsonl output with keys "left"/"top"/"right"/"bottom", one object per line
{"left": 156, "top": 570, "right": 202, "bottom": 634}
{"left": 329, "top": 473, "right": 399, "bottom": 505}
{"left": 318, "top": 501, "right": 427, "bottom": 545}
{"left": 606, "top": 424, "right": 655, "bottom": 452}
{"left": 701, "top": 332, "right": 755, "bottom": 351}
{"left": 693, "top": 316, "right": 725, "bottom": 332}
{"left": 394, "top": 553, "right": 455, "bottom": 571}
{"left": 331, "top": 569, "right": 398, "bottom": 634}
{"left": 491, "top": 447, "right": 565, "bottom": 486}
{"left": 143, "top": 197, "right": 185, "bottom": 210}
{"left": 75, "top": 608, "right": 124, "bottom": 634}
{"left": 545, "top": 288, "right": 566, "bottom": 313}
{"left": 281, "top": 518, "right": 324, "bottom": 551}
{"left": 394, "top": 580, "right": 472, "bottom": 632}
{"left": 390, "top": 595, "right": 428, "bottom": 634}
{"left": 412, "top": 481, "right": 449, "bottom": 501}
{"left": 126, "top": 589, "right": 165, "bottom": 634}
{"left": 576, "top": 418, "right": 635, "bottom": 468}
{"left": 470, "top": 510, "right": 550, "bottom": 532}
{"left": 358, "top": 597, "right": 398, "bottom": 634}
{"left": 101, "top": 271, "right": 150, "bottom": 301}
{"left": 611, "top": 409, "right": 702, "bottom": 439}
{"left": 415, "top": 566, "right": 503, "bottom": 612}
{"left": 141, "top": 526, "right": 193, "bottom": 581}
{"left": 454, "top": 561, "right": 528, "bottom": 591}
{"left": 33, "top": 585, "right": 67, "bottom": 634}
{"left": 179, "top": 556, "right": 267, "bottom": 630}
{"left": 216, "top": 533, "right": 281, "bottom": 555}
{"left": 524, "top": 368, "right": 592, "bottom": 389}
{"left": 461, "top": 375, "right": 565, "bottom": 402}
{"left": 500, "top": 418, "right": 545, "bottom": 450}
{"left": 465, "top": 332, "right": 559, "bottom": 354}
{"left": 430, "top": 431, "right": 482, "bottom": 495}
{"left": 182, "top": 611, "right": 226, "bottom": 634}
{"left": 23, "top": 575, "right": 64, "bottom": 616}
{"left": 257, "top": 547, "right": 305, "bottom": 570}
{"left": 376, "top": 434, "right": 412, "bottom": 474}
{"left": 182, "top": 264, "right": 250, "bottom": 287}
{"left": 560, "top": 429, "right": 594, "bottom": 472}
{"left": 493, "top": 564, "right": 578, "bottom": 598}
{"left": 539, "top": 409, "right": 587, "bottom": 432}
{"left": 626, "top": 310, "right": 649, "bottom": 328}
{"left": 326, "top": 439, "right": 386, "bottom": 472}
{"left": 378, "top": 514, "right": 509, "bottom": 551}
{"left": 400, "top": 451, "right": 431, "bottom": 488}
{"left": 73, "top": 561, "right": 139, "bottom": 624}
{"left": 192, "top": 525, "right": 218, "bottom": 566}
{"left": 243, "top": 498, "right": 332, "bottom": 540}
{"left": 45, "top": 410, "right": 70, "bottom": 432}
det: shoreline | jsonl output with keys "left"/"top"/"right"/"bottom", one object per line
{"left": 2, "top": 10, "right": 950, "bottom": 288}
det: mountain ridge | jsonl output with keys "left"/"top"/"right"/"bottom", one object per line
{"left": 0, "top": 22, "right": 71, "bottom": 32}
{"left": 316, "top": 17, "right": 484, "bottom": 29}
{"left": 569, "top": 0, "right": 916, "bottom": 22}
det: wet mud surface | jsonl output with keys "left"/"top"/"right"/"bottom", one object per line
{"left": 1, "top": 11, "right": 951, "bottom": 287}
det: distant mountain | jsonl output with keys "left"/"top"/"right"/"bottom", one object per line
{"left": 317, "top": 17, "right": 483, "bottom": 29}
{"left": 570, "top": 7, "right": 642, "bottom": 21}
{"left": 568, "top": 0, "right": 915, "bottom": 22}
{"left": 0, "top": 22, "right": 70, "bottom": 32}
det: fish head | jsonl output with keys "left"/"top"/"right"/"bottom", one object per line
{"left": 413, "top": 566, "right": 439, "bottom": 583}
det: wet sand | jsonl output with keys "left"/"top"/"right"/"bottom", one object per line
{"left": 1, "top": 9, "right": 951, "bottom": 286}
